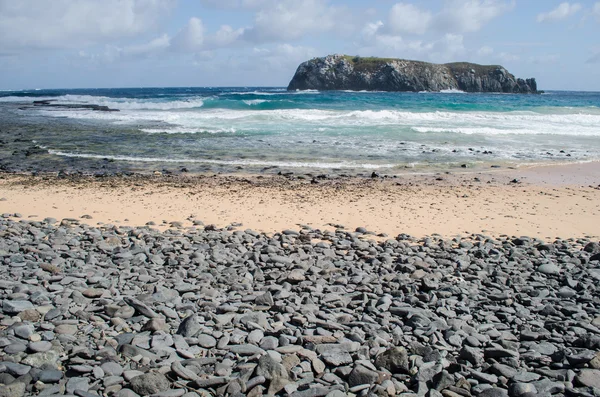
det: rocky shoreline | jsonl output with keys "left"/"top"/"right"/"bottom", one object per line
{"left": 1, "top": 217, "right": 600, "bottom": 397}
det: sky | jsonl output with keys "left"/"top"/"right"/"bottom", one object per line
{"left": 0, "top": 0, "right": 599, "bottom": 90}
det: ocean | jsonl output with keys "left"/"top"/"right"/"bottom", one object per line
{"left": 1, "top": 87, "right": 599, "bottom": 175}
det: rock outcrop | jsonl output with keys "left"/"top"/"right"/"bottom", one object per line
{"left": 287, "top": 54, "right": 539, "bottom": 93}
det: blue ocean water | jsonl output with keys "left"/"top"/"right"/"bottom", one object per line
{"left": 1, "top": 87, "right": 599, "bottom": 174}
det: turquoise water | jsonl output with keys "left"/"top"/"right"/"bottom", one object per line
{"left": 1, "top": 87, "right": 600, "bottom": 174}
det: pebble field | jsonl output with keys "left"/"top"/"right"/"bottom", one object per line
{"left": 1, "top": 217, "right": 600, "bottom": 397}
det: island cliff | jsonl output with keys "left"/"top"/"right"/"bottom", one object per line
{"left": 287, "top": 55, "right": 538, "bottom": 93}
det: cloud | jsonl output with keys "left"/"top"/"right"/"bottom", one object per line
{"left": 435, "top": 0, "right": 515, "bottom": 33}
{"left": 586, "top": 52, "right": 600, "bottom": 64}
{"left": 171, "top": 17, "right": 245, "bottom": 52}
{"left": 0, "top": 0, "right": 175, "bottom": 52}
{"left": 373, "top": 0, "right": 513, "bottom": 43}
{"left": 428, "top": 34, "right": 466, "bottom": 62}
{"left": 241, "top": 0, "right": 349, "bottom": 43}
{"left": 171, "top": 17, "right": 205, "bottom": 51}
{"left": 537, "top": 2, "right": 581, "bottom": 23}
{"left": 255, "top": 44, "right": 317, "bottom": 68}
{"left": 498, "top": 52, "right": 519, "bottom": 62}
{"left": 477, "top": 46, "right": 494, "bottom": 56}
{"left": 594, "top": 2, "right": 600, "bottom": 19}
{"left": 358, "top": 26, "right": 466, "bottom": 63}
{"left": 528, "top": 54, "right": 559, "bottom": 64}
{"left": 198, "top": 0, "right": 270, "bottom": 9}
{"left": 387, "top": 3, "right": 432, "bottom": 35}
{"left": 357, "top": 1, "right": 510, "bottom": 62}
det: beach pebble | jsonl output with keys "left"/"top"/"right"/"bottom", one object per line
{"left": 0, "top": 218, "right": 598, "bottom": 397}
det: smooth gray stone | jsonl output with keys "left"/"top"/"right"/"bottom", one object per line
{"left": 575, "top": 369, "right": 600, "bottom": 389}
{"left": 196, "top": 334, "right": 217, "bottom": 348}
{"left": 2, "top": 300, "right": 34, "bottom": 314}
{"left": 478, "top": 388, "right": 509, "bottom": 397}
{"left": 119, "top": 344, "right": 158, "bottom": 360}
{"left": 44, "top": 308, "right": 62, "bottom": 321}
{"left": 537, "top": 263, "right": 560, "bottom": 275}
{"left": 101, "top": 361, "right": 124, "bottom": 377}
{"left": 116, "top": 389, "right": 140, "bottom": 397}
{"left": 176, "top": 315, "right": 201, "bottom": 338}
{"left": 28, "top": 341, "right": 52, "bottom": 353}
{"left": 171, "top": 361, "right": 197, "bottom": 381}
{"left": 123, "top": 297, "right": 159, "bottom": 318}
{"left": 228, "top": 344, "right": 265, "bottom": 356}
{"left": 470, "top": 370, "right": 498, "bottom": 385}
{"left": 103, "top": 376, "right": 124, "bottom": 387}
{"left": 13, "top": 324, "right": 34, "bottom": 339}
{"left": 151, "top": 389, "right": 186, "bottom": 397}
{"left": 35, "top": 370, "right": 64, "bottom": 383}
{"left": 66, "top": 377, "right": 90, "bottom": 394}
{"left": 4, "top": 343, "right": 27, "bottom": 354}
{"left": 0, "top": 362, "right": 31, "bottom": 376}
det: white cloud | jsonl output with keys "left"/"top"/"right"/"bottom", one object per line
{"left": 242, "top": 0, "right": 349, "bottom": 42}
{"left": 435, "top": 0, "right": 515, "bottom": 33}
{"left": 357, "top": 27, "right": 466, "bottom": 64}
{"left": 477, "top": 46, "right": 494, "bottom": 56}
{"left": 357, "top": 1, "right": 509, "bottom": 62}
{"left": 594, "top": 2, "right": 600, "bottom": 19}
{"left": 211, "top": 25, "right": 245, "bottom": 48}
{"left": 537, "top": 2, "right": 581, "bottom": 23}
{"left": 387, "top": 3, "right": 432, "bottom": 35}
{"left": 498, "top": 52, "right": 519, "bottom": 62}
{"left": 528, "top": 54, "right": 559, "bottom": 64}
{"left": 586, "top": 52, "right": 600, "bottom": 64}
{"left": 428, "top": 34, "right": 466, "bottom": 62}
{"left": 362, "top": 21, "right": 384, "bottom": 38}
{"left": 125, "top": 35, "right": 171, "bottom": 56}
{"left": 243, "top": 44, "right": 318, "bottom": 74}
{"left": 171, "top": 17, "right": 205, "bottom": 52}
{"left": 171, "top": 18, "right": 245, "bottom": 52}
{"left": 78, "top": 34, "right": 172, "bottom": 63}
{"left": 198, "top": 0, "right": 270, "bottom": 9}
{"left": 0, "top": 0, "right": 174, "bottom": 51}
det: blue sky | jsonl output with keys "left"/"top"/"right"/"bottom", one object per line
{"left": 0, "top": 0, "right": 599, "bottom": 90}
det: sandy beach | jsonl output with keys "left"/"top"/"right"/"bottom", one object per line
{"left": 1, "top": 162, "right": 598, "bottom": 240}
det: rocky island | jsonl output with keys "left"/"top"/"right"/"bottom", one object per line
{"left": 287, "top": 54, "right": 538, "bottom": 93}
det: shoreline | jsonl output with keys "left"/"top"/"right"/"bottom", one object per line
{"left": 1, "top": 161, "right": 598, "bottom": 240}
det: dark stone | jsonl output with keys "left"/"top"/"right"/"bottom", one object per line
{"left": 348, "top": 365, "right": 379, "bottom": 387}
{"left": 129, "top": 372, "right": 170, "bottom": 395}
{"left": 375, "top": 347, "right": 409, "bottom": 373}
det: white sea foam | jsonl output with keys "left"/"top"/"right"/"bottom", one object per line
{"left": 0, "top": 94, "right": 207, "bottom": 110}
{"left": 59, "top": 94, "right": 207, "bottom": 110}
{"left": 34, "top": 105, "right": 600, "bottom": 138}
{"left": 46, "top": 150, "right": 395, "bottom": 169}
{"left": 439, "top": 89, "right": 466, "bottom": 94}
{"left": 243, "top": 99, "right": 268, "bottom": 105}
{"left": 139, "top": 127, "right": 237, "bottom": 134}
{"left": 411, "top": 126, "right": 600, "bottom": 136}
{"left": 226, "top": 91, "right": 280, "bottom": 96}
{"left": 0, "top": 95, "right": 57, "bottom": 102}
